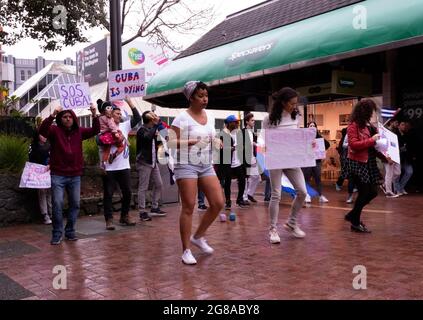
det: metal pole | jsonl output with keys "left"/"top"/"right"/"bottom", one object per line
{"left": 109, "top": 0, "right": 122, "bottom": 71}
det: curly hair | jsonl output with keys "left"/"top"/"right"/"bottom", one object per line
{"left": 268, "top": 87, "right": 299, "bottom": 126}
{"left": 349, "top": 99, "right": 377, "bottom": 128}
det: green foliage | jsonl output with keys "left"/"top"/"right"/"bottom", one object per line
{"left": 128, "top": 135, "right": 137, "bottom": 164}
{"left": 0, "top": 0, "right": 108, "bottom": 51}
{"left": 0, "top": 135, "right": 29, "bottom": 173}
{"left": 83, "top": 138, "right": 99, "bottom": 166}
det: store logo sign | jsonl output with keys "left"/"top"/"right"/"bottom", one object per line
{"left": 226, "top": 40, "right": 276, "bottom": 66}
{"left": 128, "top": 48, "right": 145, "bottom": 65}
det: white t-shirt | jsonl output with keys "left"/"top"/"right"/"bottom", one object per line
{"left": 263, "top": 111, "right": 299, "bottom": 129}
{"left": 171, "top": 110, "right": 216, "bottom": 165}
{"left": 230, "top": 130, "right": 241, "bottom": 168}
{"left": 102, "top": 120, "right": 132, "bottom": 171}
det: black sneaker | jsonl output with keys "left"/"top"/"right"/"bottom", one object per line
{"left": 225, "top": 201, "right": 232, "bottom": 210}
{"left": 351, "top": 223, "right": 371, "bottom": 233}
{"left": 139, "top": 211, "right": 152, "bottom": 221}
{"left": 236, "top": 200, "right": 249, "bottom": 208}
{"left": 150, "top": 207, "right": 167, "bottom": 217}
{"left": 198, "top": 204, "right": 208, "bottom": 211}
{"left": 50, "top": 238, "right": 62, "bottom": 245}
{"left": 65, "top": 235, "right": 78, "bottom": 241}
{"left": 247, "top": 195, "right": 257, "bottom": 203}
{"left": 264, "top": 197, "right": 270, "bottom": 202}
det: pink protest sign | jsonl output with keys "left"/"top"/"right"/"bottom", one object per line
{"left": 19, "top": 162, "right": 51, "bottom": 189}
{"left": 108, "top": 68, "right": 146, "bottom": 101}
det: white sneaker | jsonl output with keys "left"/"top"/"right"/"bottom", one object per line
{"left": 190, "top": 235, "right": 214, "bottom": 254}
{"left": 353, "top": 188, "right": 358, "bottom": 193}
{"left": 284, "top": 223, "right": 306, "bottom": 238}
{"left": 346, "top": 195, "right": 353, "bottom": 203}
{"left": 386, "top": 192, "right": 399, "bottom": 198}
{"left": 181, "top": 249, "right": 197, "bottom": 265}
{"left": 269, "top": 228, "right": 281, "bottom": 244}
{"left": 402, "top": 190, "right": 408, "bottom": 195}
{"left": 335, "top": 183, "right": 342, "bottom": 191}
{"left": 319, "top": 195, "right": 329, "bottom": 203}
{"left": 305, "top": 194, "right": 311, "bottom": 203}
{"left": 43, "top": 215, "right": 52, "bottom": 225}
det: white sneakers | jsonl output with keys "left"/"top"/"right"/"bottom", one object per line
{"left": 182, "top": 236, "right": 214, "bottom": 265}
{"left": 181, "top": 249, "right": 197, "bottom": 265}
{"left": 269, "top": 228, "right": 281, "bottom": 244}
{"left": 269, "top": 224, "right": 306, "bottom": 242}
{"left": 43, "top": 215, "right": 52, "bottom": 225}
{"left": 346, "top": 195, "right": 354, "bottom": 203}
{"left": 319, "top": 195, "right": 329, "bottom": 203}
{"left": 305, "top": 194, "right": 311, "bottom": 203}
{"left": 283, "top": 223, "right": 306, "bottom": 238}
{"left": 190, "top": 235, "right": 214, "bottom": 254}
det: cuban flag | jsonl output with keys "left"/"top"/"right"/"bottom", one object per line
{"left": 381, "top": 106, "right": 401, "bottom": 119}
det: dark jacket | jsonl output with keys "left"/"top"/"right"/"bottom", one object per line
{"left": 394, "top": 128, "right": 413, "bottom": 162}
{"left": 136, "top": 122, "right": 162, "bottom": 165}
{"left": 29, "top": 134, "right": 50, "bottom": 166}
{"left": 240, "top": 128, "right": 257, "bottom": 168}
{"left": 39, "top": 110, "right": 100, "bottom": 176}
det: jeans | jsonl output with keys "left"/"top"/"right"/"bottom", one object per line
{"left": 51, "top": 175, "right": 81, "bottom": 241}
{"left": 394, "top": 161, "right": 413, "bottom": 193}
{"left": 198, "top": 190, "right": 205, "bottom": 206}
{"left": 302, "top": 162, "right": 323, "bottom": 195}
{"left": 269, "top": 168, "right": 307, "bottom": 229}
{"left": 264, "top": 177, "right": 271, "bottom": 199}
{"left": 103, "top": 169, "right": 131, "bottom": 221}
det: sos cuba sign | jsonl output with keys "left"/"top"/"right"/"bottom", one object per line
{"left": 59, "top": 83, "right": 92, "bottom": 110}
{"left": 108, "top": 68, "right": 146, "bottom": 101}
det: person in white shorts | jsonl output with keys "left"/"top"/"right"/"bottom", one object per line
{"left": 169, "top": 81, "right": 224, "bottom": 265}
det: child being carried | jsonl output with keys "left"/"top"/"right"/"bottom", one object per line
{"left": 97, "top": 99, "right": 125, "bottom": 167}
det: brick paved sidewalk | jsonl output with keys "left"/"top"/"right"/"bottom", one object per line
{"left": 1, "top": 184, "right": 422, "bottom": 300}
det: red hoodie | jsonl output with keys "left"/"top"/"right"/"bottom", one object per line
{"left": 39, "top": 110, "right": 100, "bottom": 176}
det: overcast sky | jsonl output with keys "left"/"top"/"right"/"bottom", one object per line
{"left": 3, "top": 0, "right": 263, "bottom": 60}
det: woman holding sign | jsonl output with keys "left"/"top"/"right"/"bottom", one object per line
{"left": 263, "top": 87, "right": 308, "bottom": 243}
{"left": 169, "top": 81, "right": 224, "bottom": 265}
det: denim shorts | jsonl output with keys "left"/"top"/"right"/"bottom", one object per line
{"left": 173, "top": 164, "right": 216, "bottom": 181}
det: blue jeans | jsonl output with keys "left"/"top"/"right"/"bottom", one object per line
{"left": 198, "top": 190, "right": 205, "bottom": 206}
{"left": 394, "top": 161, "right": 413, "bottom": 193}
{"left": 51, "top": 175, "right": 81, "bottom": 241}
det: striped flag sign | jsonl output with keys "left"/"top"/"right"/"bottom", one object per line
{"left": 381, "top": 107, "right": 400, "bottom": 119}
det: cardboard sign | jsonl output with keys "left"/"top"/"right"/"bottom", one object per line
{"left": 313, "top": 138, "right": 326, "bottom": 160}
{"left": 264, "top": 128, "right": 316, "bottom": 170}
{"left": 59, "top": 82, "right": 92, "bottom": 110}
{"left": 19, "top": 162, "right": 51, "bottom": 189}
{"left": 108, "top": 68, "right": 146, "bottom": 101}
{"left": 377, "top": 123, "right": 401, "bottom": 164}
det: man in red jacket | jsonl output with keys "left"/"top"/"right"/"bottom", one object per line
{"left": 39, "top": 105, "right": 100, "bottom": 245}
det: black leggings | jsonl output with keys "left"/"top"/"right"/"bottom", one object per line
{"left": 347, "top": 177, "right": 378, "bottom": 225}
{"left": 219, "top": 165, "right": 246, "bottom": 203}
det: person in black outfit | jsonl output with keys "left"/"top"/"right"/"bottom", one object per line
{"left": 29, "top": 132, "right": 52, "bottom": 224}
{"left": 216, "top": 115, "right": 249, "bottom": 210}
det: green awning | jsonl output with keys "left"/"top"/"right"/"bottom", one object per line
{"left": 145, "top": 0, "right": 423, "bottom": 99}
